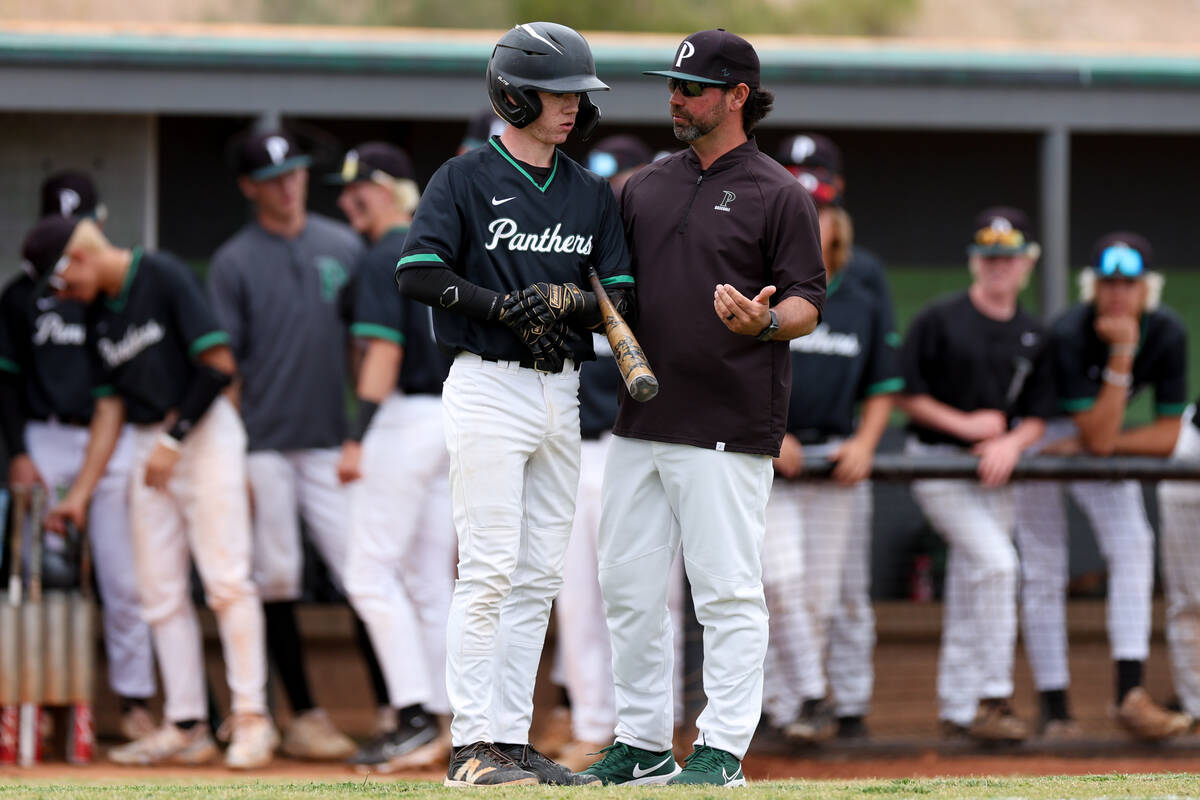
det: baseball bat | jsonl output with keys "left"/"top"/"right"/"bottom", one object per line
{"left": 67, "top": 520, "right": 94, "bottom": 764}
{"left": 18, "top": 486, "right": 45, "bottom": 767}
{"left": 587, "top": 269, "right": 659, "bottom": 402}
{"left": 0, "top": 487, "right": 25, "bottom": 765}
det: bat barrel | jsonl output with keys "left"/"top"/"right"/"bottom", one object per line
{"left": 67, "top": 595, "right": 95, "bottom": 764}
{"left": 42, "top": 591, "right": 70, "bottom": 706}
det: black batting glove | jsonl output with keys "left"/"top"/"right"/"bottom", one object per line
{"left": 507, "top": 282, "right": 591, "bottom": 329}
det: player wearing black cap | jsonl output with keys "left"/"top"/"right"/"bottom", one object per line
{"left": 898, "top": 208, "right": 1055, "bottom": 742}
{"left": 773, "top": 133, "right": 897, "bottom": 739}
{"left": 0, "top": 172, "right": 156, "bottom": 741}
{"left": 1014, "top": 232, "right": 1191, "bottom": 740}
{"left": 394, "top": 21, "right": 628, "bottom": 787}
{"left": 761, "top": 201, "right": 902, "bottom": 745}
{"left": 584, "top": 29, "right": 824, "bottom": 787}
{"left": 29, "top": 215, "right": 276, "bottom": 768}
{"left": 208, "top": 130, "right": 383, "bottom": 761}
{"left": 326, "top": 142, "right": 456, "bottom": 772}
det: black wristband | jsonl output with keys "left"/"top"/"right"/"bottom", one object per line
{"left": 348, "top": 398, "right": 381, "bottom": 443}
{"left": 168, "top": 364, "right": 233, "bottom": 441}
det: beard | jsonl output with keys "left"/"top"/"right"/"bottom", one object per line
{"left": 672, "top": 104, "right": 724, "bottom": 143}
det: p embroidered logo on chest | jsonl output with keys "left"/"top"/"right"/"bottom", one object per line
{"left": 714, "top": 190, "right": 736, "bottom": 213}
{"left": 485, "top": 217, "right": 593, "bottom": 254}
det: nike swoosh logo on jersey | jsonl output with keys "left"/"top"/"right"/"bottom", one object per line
{"left": 491, "top": 196, "right": 516, "bottom": 206}
{"left": 631, "top": 756, "right": 671, "bottom": 778}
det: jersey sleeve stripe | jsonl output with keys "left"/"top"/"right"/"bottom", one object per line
{"left": 188, "top": 330, "right": 231, "bottom": 359}
{"left": 600, "top": 275, "right": 635, "bottom": 286}
{"left": 91, "top": 385, "right": 115, "bottom": 398}
{"left": 1157, "top": 402, "right": 1188, "bottom": 417}
{"left": 866, "top": 377, "right": 904, "bottom": 396}
{"left": 398, "top": 253, "right": 446, "bottom": 267}
{"left": 1060, "top": 397, "right": 1095, "bottom": 412}
{"left": 350, "top": 322, "right": 404, "bottom": 344}
{"left": 0, "top": 356, "right": 19, "bottom": 375}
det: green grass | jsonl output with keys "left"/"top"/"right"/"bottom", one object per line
{"left": 5, "top": 775, "right": 1200, "bottom": 799}
{"left": 889, "top": 266, "right": 1200, "bottom": 426}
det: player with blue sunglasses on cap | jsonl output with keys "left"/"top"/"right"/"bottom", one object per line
{"left": 1013, "top": 231, "right": 1190, "bottom": 741}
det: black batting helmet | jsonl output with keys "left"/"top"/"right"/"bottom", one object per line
{"left": 486, "top": 22, "right": 609, "bottom": 141}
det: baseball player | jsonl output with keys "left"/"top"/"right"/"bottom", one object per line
{"left": 0, "top": 171, "right": 157, "bottom": 742}
{"left": 583, "top": 29, "right": 825, "bottom": 787}
{"left": 326, "top": 141, "right": 456, "bottom": 771}
{"left": 1156, "top": 401, "right": 1200, "bottom": 723}
{"left": 762, "top": 202, "right": 902, "bottom": 743}
{"left": 898, "top": 207, "right": 1055, "bottom": 742}
{"left": 208, "top": 131, "right": 384, "bottom": 760}
{"left": 550, "top": 134, "right": 687, "bottom": 772}
{"left": 1014, "top": 232, "right": 1191, "bottom": 739}
{"left": 395, "top": 22, "right": 630, "bottom": 787}
{"left": 775, "top": 133, "right": 898, "bottom": 738}
{"left": 30, "top": 215, "right": 276, "bottom": 768}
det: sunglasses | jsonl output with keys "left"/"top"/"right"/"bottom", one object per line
{"left": 1097, "top": 244, "right": 1144, "bottom": 278}
{"left": 667, "top": 78, "right": 725, "bottom": 97}
{"left": 974, "top": 225, "right": 1026, "bottom": 250}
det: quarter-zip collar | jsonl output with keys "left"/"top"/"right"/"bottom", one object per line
{"left": 680, "top": 136, "right": 761, "bottom": 176}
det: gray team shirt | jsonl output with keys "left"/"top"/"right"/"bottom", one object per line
{"left": 208, "top": 214, "right": 363, "bottom": 451}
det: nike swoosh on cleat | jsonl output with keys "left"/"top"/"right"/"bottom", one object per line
{"left": 631, "top": 756, "right": 671, "bottom": 778}
{"left": 491, "top": 196, "right": 516, "bottom": 206}
{"left": 722, "top": 767, "right": 744, "bottom": 783}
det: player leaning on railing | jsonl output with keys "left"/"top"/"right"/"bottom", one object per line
{"left": 897, "top": 208, "right": 1055, "bottom": 743}
{"left": 1015, "top": 233, "right": 1191, "bottom": 740}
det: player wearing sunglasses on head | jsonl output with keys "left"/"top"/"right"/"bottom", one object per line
{"left": 1013, "top": 232, "right": 1191, "bottom": 741}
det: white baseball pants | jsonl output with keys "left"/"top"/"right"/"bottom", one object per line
{"left": 554, "top": 433, "right": 687, "bottom": 743}
{"left": 442, "top": 353, "right": 581, "bottom": 747}
{"left": 1013, "top": 418, "right": 1154, "bottom": 691}
{"left": 1158, "top": 406, "right": 1200, "bottom": 716}
{"left": 128, "top": 397, "right": 267, "bottom": 721}
{"left": 247, "top": 447, "right": 352, "bottom": 601}
{"left": 907, "top": 440, "right": 1019, "bottom": 727}
{"left": 345, "top": 392, "right": 455, "bottom": 713}
{"left": 599, "top": 435, "right": 773, "bottom": 760}
{"left": 761, "top": 448, "right": 865, "bottom": 726}
{"left": 828, "top": 479, "right": 876, "bottom": 718}
{"left": 25, "top": 420, "right": 156, "bottom": 700}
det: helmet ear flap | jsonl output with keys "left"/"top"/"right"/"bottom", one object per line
{"left": 487, "top": 60, "right": 542, "bottom": 129}
{"left": 575, "top": 94, "right": 601, "bottom": 141}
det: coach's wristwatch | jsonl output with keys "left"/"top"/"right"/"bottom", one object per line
{"left": 755, "top": 309, "right": 779, "bottom": 342}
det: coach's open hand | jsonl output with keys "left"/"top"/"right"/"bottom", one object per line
{"left": 715, "top": 283, "right": 774, "bottom": 335}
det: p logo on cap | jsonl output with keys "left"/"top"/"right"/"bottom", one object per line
{"left": 675, "top": 41, "right": 696, "bottom": 68}
{"left": 265, "top": 136, "right": 290, "bottom": 165}
{"left": 58, "top": 188, "right": 82, "bottom": 217}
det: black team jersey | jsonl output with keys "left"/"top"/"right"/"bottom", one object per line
{"left": 1052, "top": 302, "right": 1187, "bottom": 418}
{"left": 86, "top": 249, "right": 229, "bottom": 424}
{"left": 901, "top": 290, "right": 1056, "bottom": 448}
{"left": 0, "top": 274, "right": 94, "bottom": 424}
{"left": 396, "top": 136, "right": 633, "bottom": 363}
{"left": 352, "top": 227, "right": 450, "bottom": 396}
{"left": 786, "top": 273, "right": 902, "bottom": 440}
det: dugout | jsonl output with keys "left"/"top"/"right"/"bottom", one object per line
{"left": 3, "top": 22, "right": 1200, "bottom": 597}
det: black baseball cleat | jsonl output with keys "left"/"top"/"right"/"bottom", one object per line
{"left": 444, "top": 741, "right": 538, "bottom": 787}
{"left": 348, "top": 712, "right": 438, "bottom": 768}
{"left": 495, "top": 742, "right": 601, "bottom": 785}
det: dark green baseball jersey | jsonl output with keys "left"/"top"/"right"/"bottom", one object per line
{"left": 396, "top": 136, "right": 633, "bottom": 363}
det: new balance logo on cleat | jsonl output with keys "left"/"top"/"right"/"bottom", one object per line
{"left": 443, "top": 741, "right": 537, "bottom": 787}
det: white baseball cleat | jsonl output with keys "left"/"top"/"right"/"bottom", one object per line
{"left": 119, "top": 706, "right": 158, "bottom": 742}
{"left": 223, "top": 713, "right": 280, "bottom": 770}
{"left": 280, "top": 707, "right": 356, "bottom": 761}
{"left": 108, "top": 722, "right": 218, "bottom": 766}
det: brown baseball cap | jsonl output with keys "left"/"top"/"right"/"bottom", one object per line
{"left": 644, "top": 28, "right": 760, "bottom": 88}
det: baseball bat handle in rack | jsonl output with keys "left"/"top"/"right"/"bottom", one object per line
{"left": 587, "top": 270, "right": 659, "bottom": 403}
